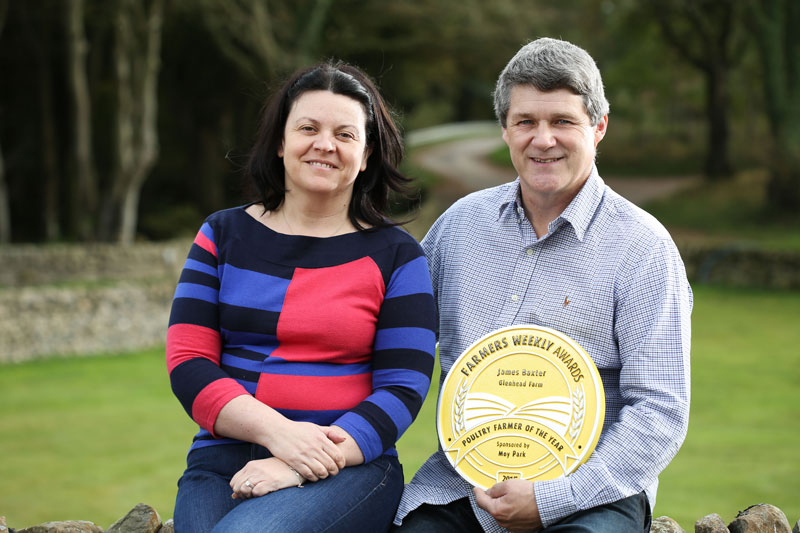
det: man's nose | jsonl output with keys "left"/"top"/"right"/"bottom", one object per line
{"left": 530, "top": 122, "right": 556, "bottom": 149}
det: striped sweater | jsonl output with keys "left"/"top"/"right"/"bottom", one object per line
{"left": 166, "top": 206, "right": 436, "bottom": 462}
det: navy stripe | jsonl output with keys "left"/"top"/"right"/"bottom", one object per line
{"left": 275, "top": 407, "right": 349, "bottom": 425}
{"left": 378, "top": 293, "right": 436, "bottom": 330}
{"left": 381, "top": 384, "right": 424, "bottom": 420}
{"left": 169, "top": 359, "right": 230, "bottom": 417}
{"left": 219, "top": 303, "right": 280, "bottom": 336}
{"left": 349, "top": 401, "right": 397, "bottom": 453}
{"left": 179, "top": 268, "right": 219, "bottom": 289}
{"left": 226, "top": 346, "right": 271, "bottom": 362}
{"left": 187, "top": 243, "right": 217, "bottom": 266}
{"left": 372, "top": 348, "right": 433, "bottom": 376}
{"left": 169, "top": 298, "right": 219, "bottom": 329}
{"left": 220, "top": 363, "right": 261, "bottom": 384}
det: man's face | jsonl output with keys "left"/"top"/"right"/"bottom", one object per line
{"left": 502, "top": 86, "right": 607, "bottom": 207}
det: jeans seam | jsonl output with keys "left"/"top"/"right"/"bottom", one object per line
{"left": 319, "top": 458, "right": 396, "bottom": 532}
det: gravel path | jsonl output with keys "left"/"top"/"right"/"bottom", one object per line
{"left": 405, "top": 123, "right": 699, "bottom": 239}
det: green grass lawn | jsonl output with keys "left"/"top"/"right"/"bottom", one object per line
{"left": 1, "top": 285, "right": 799, "bottom": 529}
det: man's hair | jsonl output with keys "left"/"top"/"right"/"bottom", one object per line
{"left": 493, "top": 37, "right": 610, "bottom": 127}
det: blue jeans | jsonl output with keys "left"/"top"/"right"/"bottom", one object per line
{"left": 174, "top": 443, "right": 404, "bottom": 532}
{"left": 393, "top": 491, "right": 651, "bottom": 533}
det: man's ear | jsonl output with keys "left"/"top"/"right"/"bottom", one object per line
{"left": 594, "top": 115, "right": 608, "bottom": 147}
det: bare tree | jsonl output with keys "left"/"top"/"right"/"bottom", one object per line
{"left": 0, "top": 0, "right": 9, "bottom": 243}
{"left": 18, "top": 1, "right": 63, "bottom": 241}
{"left": 745, "top": 0, "right": 800, "bottom": 211}
{"left": 66, "top": 0, "right": 98, "bottom": 240}
{"left": 98, "top": 0, "right": 164, "bottom": 243}
{"left": 195, "top": 0, "right": 333, "bottom": 79}
{"left": 649, "top": 0, "right": 746, "bottom": 181}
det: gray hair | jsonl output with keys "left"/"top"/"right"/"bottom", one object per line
{"left": 493, "top": 37, "right": 610, "bottom": 127}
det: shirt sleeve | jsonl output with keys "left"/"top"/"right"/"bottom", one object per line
{"left": 332, "top": 244, "right": 437, "bottom": 462}
{"left": 165, "top": 222, "right": 250, "bottom": 435}
{"left": 535, "top": 238, "right": 693, "bottom": 526}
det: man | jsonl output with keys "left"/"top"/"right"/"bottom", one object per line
{"left": 393, "top": 37, "right": 692, "bottom": 532}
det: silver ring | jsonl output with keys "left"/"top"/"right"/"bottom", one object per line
{"left": 289, "top": 467, "right": 304, "bottom": 487}
{"left": 244, "top": 480, "right": 253, "bottom": 488}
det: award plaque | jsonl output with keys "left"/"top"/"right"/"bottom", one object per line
{"left": 437, "top": 325, "right": 605, "bottom": 489}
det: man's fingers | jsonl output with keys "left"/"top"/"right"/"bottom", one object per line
{"left": 473, "top": 486, "right": 495, "bottom": 513}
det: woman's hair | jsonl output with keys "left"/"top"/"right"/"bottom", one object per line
{"left": 493, "top": 37, "right": 610, "bottom": 127}
{"left": 245, "top": 60, "right": 412, "bottom": 230}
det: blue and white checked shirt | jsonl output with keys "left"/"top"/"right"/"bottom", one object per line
{"left": 395, "top": 168, "right": 692, "bottom": 531}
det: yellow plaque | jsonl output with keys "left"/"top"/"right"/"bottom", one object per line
{"left": 437, "top": 325, "right": 605, "bottom": 489}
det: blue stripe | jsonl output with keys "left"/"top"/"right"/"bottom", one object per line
{"left": 174, "top": 282, "right": 218, "bottom": 304}
{"left": 235, "top": 379, "right": 257, "bottom": 394}
{"left": 219, "top": 263, "right": 291, "bottom": 312}
{"left": 367, "top": 391, "right": 412, "bottom": 435}
{"left": 374, "top": 327, "right": 436, "bottom": 353}
{"left": 373, "top": 368, "right": 430, "bottom": 398}
{"left": 184, "top": 257, "right": 218, "bottom": 277}
{"left": 263, "top": 358, "right": 373, "bottom": 377}
{"left": 220, "top": 352, "right": 265, "bottom": 373}
{"left": 199, "top": 222, "right": 214, "bottom": 242}
{"left": 385, "top": 256, "right": 433, "bottom": 298}
{"left": 335, "top": 411, "right": 383, "bottom": 462}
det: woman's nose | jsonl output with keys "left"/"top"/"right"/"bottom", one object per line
{"left": 313, "top": 133, "right": 335, "bottom": 152}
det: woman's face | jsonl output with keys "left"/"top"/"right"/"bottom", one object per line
{"left": 279, "top": 90, "right": 371, "bottom": 202}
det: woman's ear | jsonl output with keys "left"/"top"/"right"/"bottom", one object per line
{"left": 360, "top": 145, "right": 373, "bottom": 172}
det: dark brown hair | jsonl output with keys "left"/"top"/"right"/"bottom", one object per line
{"left": 245, "top": 60, "right": 412, "bottom": 230}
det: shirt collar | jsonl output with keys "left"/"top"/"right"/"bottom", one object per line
{"left": 497, "top": 166, "right": 606, "bottom": 242}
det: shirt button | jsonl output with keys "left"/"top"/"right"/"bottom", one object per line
{"left": 511, "top": 294, "right": 519, "bottom": 302}
{"left": 526, "top": 248, "right": 534, "bottom": 256}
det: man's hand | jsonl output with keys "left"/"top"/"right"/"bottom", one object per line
{"left": 474, "top": 480, "right": 542, "bottom": 532}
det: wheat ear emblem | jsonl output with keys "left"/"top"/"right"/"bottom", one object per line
{"left": 569, "top": 384, "right": 585, "bottom": 441}
{"left": 453, "top": 378, "right": 469, "bottom": 434}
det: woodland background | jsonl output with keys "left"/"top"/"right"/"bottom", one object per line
{"left": 1, "top": 0, "right": 799, "bottom": 245}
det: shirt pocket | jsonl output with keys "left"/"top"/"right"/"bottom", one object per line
{"left": 527, "top": 289, "right": 617, "bottom": 370}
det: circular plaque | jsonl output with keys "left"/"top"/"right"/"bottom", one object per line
{"left": 437, "top": 325, "right": 605, "bottom": 489}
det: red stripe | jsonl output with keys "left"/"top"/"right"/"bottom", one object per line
{"left": 192, "top": 379, "right": 248, "bottom": 436}
{"left": 256, "top": 373, "right": 372, "bottom": 411}
{"left": 194, "top": 230, "right": 217, "bottom": 257}
{"left": 166, "top": 323, "right": 221, "bottom": 373}
{"left": 273, "top": 257, "right": 384, "bottom": 364}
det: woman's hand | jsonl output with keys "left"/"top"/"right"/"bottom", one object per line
{"left": 213, "top": 396, "right": 346, "bottom": 482}
{"left": 262, "top": 419, "right": 347, "bottom": 481}
{"left": 230, "top": 458, "right": 304, "bottom": 500}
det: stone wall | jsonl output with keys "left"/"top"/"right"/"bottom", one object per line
{"left": 2, "top": 503, "right": 798, "bottom": 532}
{"left": 1, "top": 240, "right": 799, "bottom": 363}
{"left": 0, "top": 241, "right": 189, "bottom": 363}
{"left": 680, "top": 245, "right": 800, "bottom": 289}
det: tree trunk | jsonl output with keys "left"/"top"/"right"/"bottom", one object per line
{"left": 66, "top": 0, "right": 98, "bottom": 240}
{"left": 651, "top": 0, "right": 741, "bottom": 182}
{"left": 0, "top": 146, "right": 8, "bottom": 244}
{"left": 746, "top": 0, "right": 800, "bottom": 211}
{"left": 704, "top": 64, "right": 732, "bottom": 180}
{"left": 0, "top": 0, "right": 9, "bottom": 243}
{"left": 100, "top": 0, "right": 163, "bottom": 243}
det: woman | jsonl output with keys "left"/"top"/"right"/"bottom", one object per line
{"left": 167, "top": 60, "right": 436, "bottom": 532}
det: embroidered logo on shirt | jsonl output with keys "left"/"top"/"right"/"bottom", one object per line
{"left": 563, "top": 296, "right": 571, "bottom": 308}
